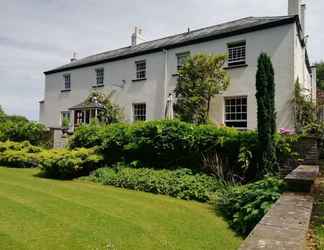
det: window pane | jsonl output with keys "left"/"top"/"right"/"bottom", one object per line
{"left": 133, "top": 103, "right": 146, "bottom": 121}
{"left": 224, "top": 96, "right": 247, "bottom": 128}
{"left": 227, "top": 41, "right": 246, "bottom": 66}
{"left": 135, "top": 61, "right": 146, "bottom": 80}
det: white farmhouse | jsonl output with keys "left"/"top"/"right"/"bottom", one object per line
{"left": 40, "top": 0, "right": 316, "bottom": 131}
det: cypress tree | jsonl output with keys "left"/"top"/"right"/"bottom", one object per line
{"left": 255, "top": 53, "right": 277, "bottom": 175}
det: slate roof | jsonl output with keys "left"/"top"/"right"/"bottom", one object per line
{"left": 45, "top": 15, "right": 299, "bottom": 75}
{"left": 69, "top": 100, "right": 106, "bottom": 110}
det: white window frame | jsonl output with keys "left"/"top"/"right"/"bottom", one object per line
{"left": 63, "top": 74, "right": 71, "bottom": 90}
{"left": 135, "top": 60, "right": 146, "bottom": 80}
{"left": 176, "top": 52, "right": 190, "bottom": 71}
{"left": 227, "top": 41, "right": 246, "bottom": 67}
{"left": 133, "top": 103, "right": 146, "bottom": 121}
{"left": 95, "top": 68, "right": 104, "bottom": 85}
{"left": 224, "top": 96, "right": 248, "bottom": 129}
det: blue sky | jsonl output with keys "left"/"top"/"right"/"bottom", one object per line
{"left": 0, "top": 0, "right": 322, "bottom": 120}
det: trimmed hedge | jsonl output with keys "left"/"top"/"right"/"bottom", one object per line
{"left": 215, "top": 176, "right": 285, "bottom": 235}
{"left": 69, "top": 120, "right": 260, "bottom": 180}
{"left": 38, "top": 148, "right": 103, "bottom": 179}
{"left": 0, "top": 141, "right": 42, "bottom": 168}
{"left": 85, "top": 166, "right": 221, "bottom": 202}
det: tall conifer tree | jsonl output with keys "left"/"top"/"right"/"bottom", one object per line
{"left": 255, "top": 53, "right": 277, "bottom": 175}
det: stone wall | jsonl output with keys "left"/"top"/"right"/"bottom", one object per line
{"left": 239, "top": 165, "right": 319, "bottom": 250}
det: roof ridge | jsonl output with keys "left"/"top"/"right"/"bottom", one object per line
{"left": 45, "top": 15, "right": 296, "bottom": 74}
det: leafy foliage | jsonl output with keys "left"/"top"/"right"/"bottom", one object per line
{"left": 0, "top": 109, "right": 48, "bottom": 147}
{"left": 0, "top": 141, "right": 42, "bottom": 168}
{"left": 85, "top": 166, "right": 221, "bottom": 202}
{"left": 66, "top": 120, "right": 301, "bottom": 181}
{"left": 174, "top": 53, "right": 230, "bottom": 124}
{"left": 216, "top": 177, "right": 285, "bottom": 235}
{"left": 85, "top": 91, "right": 124, "bottom": 124}
{"left": 294, "top": 79, "right": 316, "bottom": 132}
{"left": 38, "top": 147, "right": 103, "bottom": 179}
{"left": 315, "top": 61, "right": 324, "bottom": 90}
{"left": 255, "top": 53, "right": 277, "bottom": 175}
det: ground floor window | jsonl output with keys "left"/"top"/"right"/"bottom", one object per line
{"left": 61, "top": 111, "right": 70, "bottom": 127}
{"left": 133, "top": 103, "right": 146, "bottom": 121}
{"left": 224, "top": 96, "right": 247, "bottom": 128}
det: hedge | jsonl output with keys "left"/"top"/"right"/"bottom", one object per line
{"left": 69, "top": 120, "right": 265, "bottom": 180}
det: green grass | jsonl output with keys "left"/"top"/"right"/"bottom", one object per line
{"left": 0, "top": 167, "right": 241, "bottom": 250}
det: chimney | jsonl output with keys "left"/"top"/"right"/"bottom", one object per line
{"left": 131, "top": 27, "right": 145, "bottom": 46}
{"left": 288, "top": 0, "right": 301, "bottom": 16}
{"left": 300, "top": 4, "right": 306, "bottom": 33}
{"left": 70, "top": 52, "right": 77, "bottom": 62}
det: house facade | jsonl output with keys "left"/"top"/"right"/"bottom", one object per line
{"left": 40, "top": 0, "right": 316, "bottom": 131}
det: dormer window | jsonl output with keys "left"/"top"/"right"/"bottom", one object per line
{"left": 227, "top": 41, "right": 246, "bottom": 67}
{"left": 95, "top": 68, "right": 104, "bottom": 86}
{"left": 63, "top": 74, "right": 71, "bottom": 90}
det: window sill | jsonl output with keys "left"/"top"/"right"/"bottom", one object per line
{"left": 92, "top": 84, "right": 104, "bottom": 89}
{"left": 132, "top": 78, "right": 147, "bottom": 82}
{"left": 224, "top": 64, "right": 248, "bottom": 70}
{"left": 61, "top": 89, "right": 71, "bottom": 93}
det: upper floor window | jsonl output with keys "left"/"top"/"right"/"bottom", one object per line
{"left": 95, "top": 68, "right": 104, "bottom": 85}
{"left": 135, "top": 60, "right": 146, "bottom": 80}
{"left": 133, "top": 103, "right": 146, "bottom": 121}
{"left": 176, "top": 52, "right": 190, "bottom": 70}
{"left": 224, "top": 96, "right": 247, "bottom": 129}
{"left": 227, "top": 41, "right": 246, "bottom": 67}
{"left": 63, "top": 74, "right": 71, "bottom": 90}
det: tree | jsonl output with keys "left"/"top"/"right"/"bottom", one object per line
{"left": 255, "top": 53, "right": 277, "bottom": 175}
{"left": 315, "top": 61, "right": 324, "bottom": 90}
{"left": 85, "top": 91, "right": 124, "bottom": 124}
{"left": 174, "top": 53, "right": 230, "bottom": 124}
{"left": 0, "top": 105, "right": 4, "bottom": 117}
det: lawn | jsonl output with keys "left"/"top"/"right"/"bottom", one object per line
{"left": 0, "top": 167, "right": 241, "bottom": 250}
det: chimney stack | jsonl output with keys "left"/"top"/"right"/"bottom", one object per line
{"left": 300, "top": 4, "right": 306, "bottom": 33}
{"left": 70, "top": 52, "right": 77, "bottom": 62}
{"left": 131, "top": 27, "right": 145, "bottom": 46}
{"left": 288, "top": 0, "right": 301, "bottom": 16}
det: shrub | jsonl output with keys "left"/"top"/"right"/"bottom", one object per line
{"left": 85, "top": 166, "right": 221, "bottom": 202}
{"left": 69, "top": 120, "right": 296, "bottom": 181}
{"left": 0, "top": 141, "right": 42, "bottom": 168}
{"left": 215, "top": 176, "right": 285, "bottom": 235}
{"left": 0, "top": 119, "right": 47, "bottom": 146}
{"left": 39, "top": 148, "right": 103, "bottom": 179}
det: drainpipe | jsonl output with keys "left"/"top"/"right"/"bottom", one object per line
{"left": 163, "top": 49, "right": 168, "bottom": 118}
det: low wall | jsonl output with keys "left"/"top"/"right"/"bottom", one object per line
{"left": 239, "top": 165, "right": 319, "bottom": 250}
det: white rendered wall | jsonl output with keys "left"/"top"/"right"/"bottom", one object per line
{"left": 40, "top": 23, "right": 311, "bottom": 130}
